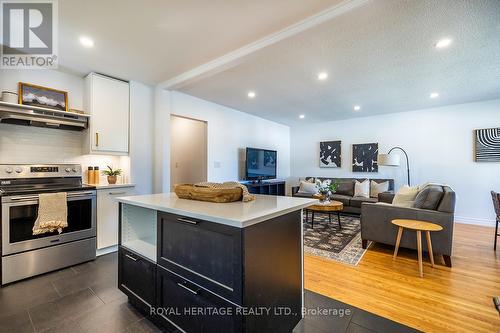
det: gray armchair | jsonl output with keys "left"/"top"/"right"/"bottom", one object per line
{"left": 361, "top": 186, "right": 456, "bottom": 267}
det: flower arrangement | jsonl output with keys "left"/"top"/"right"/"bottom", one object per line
{"left": 102, "top": 165, "right": 122, "bottom": 184}
{"left": 315, "top": 179, "right": 340, "bottom": 203}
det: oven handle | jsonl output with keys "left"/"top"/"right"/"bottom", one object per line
{"left": 68, "top": 191, "right": 95, "bottom": 198}
{"left": 7, "top": 191, "right": 95, "bottom": 202}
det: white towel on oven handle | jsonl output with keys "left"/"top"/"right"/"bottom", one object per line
{"left": 32, "top": 192, "right": 68, "bottom": 235}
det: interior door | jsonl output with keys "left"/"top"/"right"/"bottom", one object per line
{"left": 170, "top": 115, "right": 208, "bottom": 191}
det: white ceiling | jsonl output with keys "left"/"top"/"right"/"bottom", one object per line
{"left": 57, "top": 0, "right": 341, "bottom": 83}
{"left": 9, "top": 0, "right": 499, "bottom": 125}
{"left": 177, "top": 0, "right": 500, "bottom": 125}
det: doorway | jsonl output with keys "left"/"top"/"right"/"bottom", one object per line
{"left": 170, "top": 115, "right": 208, "bottom": 191}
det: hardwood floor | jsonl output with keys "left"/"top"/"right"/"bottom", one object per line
{"left": 304, "top": 223, "right": 500, "bottom": 333}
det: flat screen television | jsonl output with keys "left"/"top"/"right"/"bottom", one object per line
{"left": 245, "top": 147, "right": 277, "bottom": 181}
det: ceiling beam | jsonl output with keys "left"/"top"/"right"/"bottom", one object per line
{"left": 158, "top": 0, "right": 372, "bottom": 90}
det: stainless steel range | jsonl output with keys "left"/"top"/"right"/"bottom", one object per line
{"left": 0, "top": 164, "right": 96, "bottom": 285}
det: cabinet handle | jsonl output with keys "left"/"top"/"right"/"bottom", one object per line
{"left": 177, "top": 218, "right": 198, "bottom": 225}
{"left": 125, "top": 254, "right": 138, "bottom": 262}
{"left": 95, "top": 132, "right": 99, "bottom": 147}
{"left": 109, "top": 191, "right": 126, "bottom": 195}
{"left": 177, "top": 282, "right": 199, "bottom": 295}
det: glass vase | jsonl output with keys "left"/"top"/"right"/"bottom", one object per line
{"left": 319, "top": 192, "right": 330, "bottom": 204}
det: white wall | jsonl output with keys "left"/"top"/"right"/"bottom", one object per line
{"left": 129, "top": 81, "right": 154, "bottom": 194}
{"left": 0, "top": 69, "right": 85, "bottom": 110}
{"left": 153, "top": 87, "right": 171, "bottom": 193}
{"left": 153, "top": 90, "right": 291, "bottom": 192}
{"left": 0, "top": 69, "right": 154, "bottom": 190}
{"left": 290, "top": 99, "right": 500, "bottom": 226}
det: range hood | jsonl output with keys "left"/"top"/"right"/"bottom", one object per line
{"left": 0, "top": 101, "right": 89, "bottom": 131}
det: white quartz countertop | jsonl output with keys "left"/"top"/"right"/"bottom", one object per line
{"left": 116, "top": 193, "right": 317, "bottom": 228}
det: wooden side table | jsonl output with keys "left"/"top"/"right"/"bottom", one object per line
{"left": 391, "top": 219, "right": 443, "bottom": 277}
{"left": 305, "top": 201, "right": 343, "bottom": 229}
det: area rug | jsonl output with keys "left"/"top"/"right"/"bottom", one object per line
{"left": 303, "top": 214, "right": 370, "bottom": 266}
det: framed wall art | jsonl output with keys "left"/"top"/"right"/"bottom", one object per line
{"left": 18, "top": 82, "right": 68, "bottom": 111}
{"left": 352, "top": 143, "right": 378, "bottom": 172}
{"left": 475, "top": 127, "right": 500, "bottom": 162}
{"left": 319, "top": 140, "right": 341, "bottom": 168}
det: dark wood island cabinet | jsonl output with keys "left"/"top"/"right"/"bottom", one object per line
{"left": 117, "top": 193, "right": 316, "bottom": 333}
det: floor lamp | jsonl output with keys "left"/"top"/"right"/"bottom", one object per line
{"left": 378, "top": 146, "right": 411, "bottom": 186}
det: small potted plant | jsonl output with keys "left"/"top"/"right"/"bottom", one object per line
{"left": 102, "top": 166, "right": 122, "bottom": 185}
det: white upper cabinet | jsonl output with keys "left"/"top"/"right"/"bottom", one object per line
{"left": 84, "top": 73, "right": 129, "bottom": 155}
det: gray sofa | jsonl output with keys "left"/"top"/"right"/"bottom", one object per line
{"left": 291, "top": 177, "right": 394, "bottom": 214}
{"left": 361, "top": 185, "right": 456, "bottom": 267}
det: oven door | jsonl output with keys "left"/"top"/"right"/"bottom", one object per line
{"left": 1, "top": 191, "right": 96, "bottom": 255}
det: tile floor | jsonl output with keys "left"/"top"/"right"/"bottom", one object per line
{"left": 0, "top": 253, "right": 419, "bottom": 333}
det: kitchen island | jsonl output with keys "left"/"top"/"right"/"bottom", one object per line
{"left": 116, "top": 193, "right": 316, "bottom": 333}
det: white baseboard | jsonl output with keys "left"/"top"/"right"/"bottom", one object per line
{"left": 96, "top": 245, "right": 118, "bottom": 256}
{"left": 454, "top": 216, "right": 495, "bottom": 227}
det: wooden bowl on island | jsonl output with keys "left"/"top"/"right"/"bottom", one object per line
{"left": 174, "top": 184, "right": 243, "bottom": 203}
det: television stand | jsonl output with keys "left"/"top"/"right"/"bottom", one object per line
{"left": 244, "top": 180, "right": 286, "bottom": 196}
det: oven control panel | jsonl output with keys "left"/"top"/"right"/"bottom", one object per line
{"left": 0, "top": 164, "right": 82, "bottom": 179}
{"left": 31, "top": 166, "right": 59, "bottom": 173}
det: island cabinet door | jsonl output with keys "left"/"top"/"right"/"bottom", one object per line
{"left": 118, "top": 246, "right": 156, "bottom": 312}
{"left": 157, "top": 212, "right": 243, "bottom": 304}
{"left": 155, "top": 266, "right": 242, "bottom": 333}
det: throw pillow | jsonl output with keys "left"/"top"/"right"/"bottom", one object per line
{"left": 392, "top": 185, "right": 420, "bottom": 207}
{"left": 354, "top": 180, "right": 370, "bottom": 198}
{"left": 336, "top": 180, "right": 355, "bottom": 196}
{"left": 413, "top": 185, "right": 444, "bottom": 210}
{"left": 298, "top": 181, "right": 318, "bottom": 194}
{"left": 370, "top": 180, "right": 390, "bottom": 198}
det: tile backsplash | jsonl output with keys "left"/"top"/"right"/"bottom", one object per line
{"left": 0, "top": 123, "right": 130, "bottom": 183}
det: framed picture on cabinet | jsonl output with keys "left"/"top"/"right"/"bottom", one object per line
{"left": 18, "top": 82, "right": 68, "bottom": 111}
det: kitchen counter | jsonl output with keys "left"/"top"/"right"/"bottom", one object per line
{"left": 116, "top": 192, "right": 316, "bottom": 228}
{"left": 85, "top": 183, "right": 135, "bottom": 190}
{"left": 118, "top": 192, "right": 313, "bottom": 332}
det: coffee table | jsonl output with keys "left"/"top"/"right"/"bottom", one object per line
{"left": 391, "top": 219, "right": 443, "bottom": 277}
{"left": 305, "top": 200, "right": 343, "bottom": 229}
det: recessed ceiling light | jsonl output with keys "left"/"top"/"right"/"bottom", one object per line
{"left": 247, "top": 91, "right": 256, "bottom": 98}
{"left": 79, "top": 36, "right": 94, "bottom": 48}
{"left": 435, "top": 38, "right": 452, "bottom": 49}
{"left": 430, "top": 92, "right": 439, "bottom": 99}
{"left": 299, "top": 114, "right": 305, "bottom": 119}
{"left": 317, "top": 72, "right": 328, "bottom": 81}
{"left": 353, "top": 105, "right": 361, "bottom": 111}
